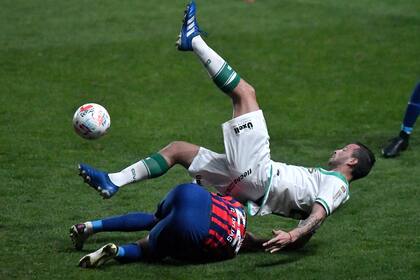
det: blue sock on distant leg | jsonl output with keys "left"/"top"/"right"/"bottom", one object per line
{"left": 401, "top": 82, "right": 420, "bottom": 137}
{"left": 115, "top": 243, "right": 143, "bottom": 263}
{"left": 90, "top": 212, "right": 157, "bottom": 233}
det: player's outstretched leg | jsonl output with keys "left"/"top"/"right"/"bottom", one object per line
{"left": 78, "top": 152, "right": 169, "bottom": 198}
{"left": 78, "top": 142, "right": 200, "bottom": 196}
{"left": 176, "top": 1, "right": 259, "bottom": 118}
{"left": 70, "top": 213, "right": 157, "bottom": 250}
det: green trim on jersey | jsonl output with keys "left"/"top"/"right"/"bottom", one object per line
{"left": 315, "top": 198, "right": 331, "bottom": 216}
{"left": 317, "top": 168, "right": 349, "bottom": 187}
{"left": 247, "top": 164, "right": 273, "bottom": 216}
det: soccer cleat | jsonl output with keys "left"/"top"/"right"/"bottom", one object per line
{"left": 78, "top": 163, "right": 119, "bottom": 199}
{"left": 382, "top": 136, "right": 409, "bottom": 158}
{"left": 70, "top": 223, "right": 89, "bottom": 250}
{"left": 176, "top": 1, "right": 202, "bottom": 51}
{"left": 78, "top": 243, "right": 118, "bottom": 268}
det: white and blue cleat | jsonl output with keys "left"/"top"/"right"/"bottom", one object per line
{"left": 176, "top": 1, "right": 202, "bottom": 51}
{"left": 78, "top": 163, "right": 119, "bottom": 199}
{"left": 79, "top": 243, "right": 118, "bottom": 268}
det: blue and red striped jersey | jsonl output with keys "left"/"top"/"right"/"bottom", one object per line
{"left": 202, "top": 193, "right": 247, "bottom": 260}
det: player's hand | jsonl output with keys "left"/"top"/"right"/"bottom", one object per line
{"left": 262, "top": 229, "right": 293, "bottom": 253}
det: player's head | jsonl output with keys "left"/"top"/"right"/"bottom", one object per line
{"left": 328, "top": 142, "right": 375, "bottom": 182}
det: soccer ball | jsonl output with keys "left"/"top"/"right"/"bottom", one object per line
{"left": 73, "top": 103, "right": 111, "bottom": 139}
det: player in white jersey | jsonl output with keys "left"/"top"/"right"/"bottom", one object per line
{"left": 78, "top": 1, "right": 375, "bottom": 253}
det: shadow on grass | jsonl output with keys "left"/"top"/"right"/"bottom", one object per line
{"left": 245, "top": 241, "right": 320, "bottom": 267}
{"left": 61, "top": 237, "right": 321, "bottom": 268}
{"left": 58, "top": 235, "right": 148, "bottom": 253}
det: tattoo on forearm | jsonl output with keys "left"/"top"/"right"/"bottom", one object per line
{"left": 297, "top": 215, "right": 323, "bottom": 236}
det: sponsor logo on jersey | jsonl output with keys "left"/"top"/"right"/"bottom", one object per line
{"left": 333, "top": 185, "right": 347, "bottom": 201}
{"left": 226, "top": 207, "right": 246, "bottom": 254}
{"left": 233, "top": 169, "right": 252, "bottom": 185}
{"left": 224, "top": 169, "right": 252, "bottom": 195}
{"left": 233, "top": 121, "right": 253, "bottom": 135}
{"left": 333, "top": 191, "right": 341, "bottom": 201}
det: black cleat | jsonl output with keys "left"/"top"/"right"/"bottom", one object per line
{"left": 70, "top": 223, "right": 89, "bottom": 250}
{"left": 382, "top": 136, "right": 409, "bottom": 158}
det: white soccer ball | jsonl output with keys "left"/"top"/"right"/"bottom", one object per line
{"left": 73, "top": 103, "right": 111, "bottom": 139}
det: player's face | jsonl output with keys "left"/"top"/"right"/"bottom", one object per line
{"left": 328, "top": 144, "right": 359, "bottom": 168}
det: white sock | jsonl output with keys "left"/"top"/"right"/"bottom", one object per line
{"left": 192, "top": 36, "right": 241, "bottom": 93}
{"left": 192, "top": 35, "right": 226, "bottom": 77}
{"left": 84, "top": 222, "right": 94, "bottom": 235}
{"left": 108, "top": 161, "right": 149, "bottom": 187}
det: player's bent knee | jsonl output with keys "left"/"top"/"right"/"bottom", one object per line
{"left": 231, "top": 81, "right": 259, "bottom": 115}
{"left": 160, "top": 141, "right": 199, "bottom": 168}
{"left": 232, "top": 81, "right": 256, "bottom": 99}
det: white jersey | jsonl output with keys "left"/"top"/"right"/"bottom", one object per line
{"left": 188, "top": 110, "right": 350, "bottom": 220}
{"left": 247, "top": 162, "right": 350, "bottom": 219}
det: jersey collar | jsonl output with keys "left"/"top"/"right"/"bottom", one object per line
{"left": 317, "top": 168, "right": 349, "bottom": 186}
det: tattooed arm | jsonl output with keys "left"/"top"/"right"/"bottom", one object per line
{"left": 263, "top": 203, "right": 327, "bottom": 253}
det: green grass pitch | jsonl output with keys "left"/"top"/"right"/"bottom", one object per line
{"left": 1, "top": 0, "right": 419, "bottom": 279}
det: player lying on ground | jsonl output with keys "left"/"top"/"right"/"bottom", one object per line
{"left": 77, "top": 1, "right": 376, "bottom": 253}
{"left": 70, "top": 183, "right": 246, "bottom": 267}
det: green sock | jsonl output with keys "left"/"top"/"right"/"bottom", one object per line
{"left": 108, "top": 153, "right": 169, "bottom": 186}
{"left": 143, "top": 153, "right": 169, "bottom": 178}
{"left": 213, "top": 62, "right": 241, "bottom": 93}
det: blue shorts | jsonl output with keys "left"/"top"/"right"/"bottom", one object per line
{"left": 148, "top": 183, "right": 212, "bottom": 261}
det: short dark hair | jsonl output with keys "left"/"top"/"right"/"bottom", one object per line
{"left": 351, "top": 142, "right": 376, "bottom": 181}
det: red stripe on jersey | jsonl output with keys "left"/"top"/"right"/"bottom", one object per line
{"left": 211, "top": 203, "right": 229, "bottom": 222}
{"left": 204, "top": 229, "right": 225, "bottom": 249}
{"left": 202, "top": 193, "right": 247, "bottom": 260}
{"left": 213, "top": 193, "right": 243, "bottom": 209}
{"left": 211, "top": 196, "right": 229, "bottom": 212}
{"left": 208, "top": 229, "right": 225, "bottom": 246}
{"left": 211, "top": 216, "right": 229, "bottom": 232}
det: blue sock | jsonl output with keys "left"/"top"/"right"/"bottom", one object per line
{"left": 91, "top": 212, "right": 157, "bottom": 233}
{"left": 115, "top": 243, "right": 143, "bottom": 263}
{"left": 401, "top": 82, "right": 420, "bottom": 135}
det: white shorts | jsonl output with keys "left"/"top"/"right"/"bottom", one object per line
{"left": 188, "top": 110, "right": 272, "bottom": 202}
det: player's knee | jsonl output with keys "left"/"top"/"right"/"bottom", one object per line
{"left": 165, "top": 141, "right": 186, "bottom": 153}
{"left": 245, "top": 83, "right": 256, "bottom": 100}
{"left": 161, "top": 141, "right": 198, "bottom": 167}
{"left": 231, "top": 81, "right": 258, "bottom": 110}
{"left": 233, "top": 80, "right": 256, "bottom": 99}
